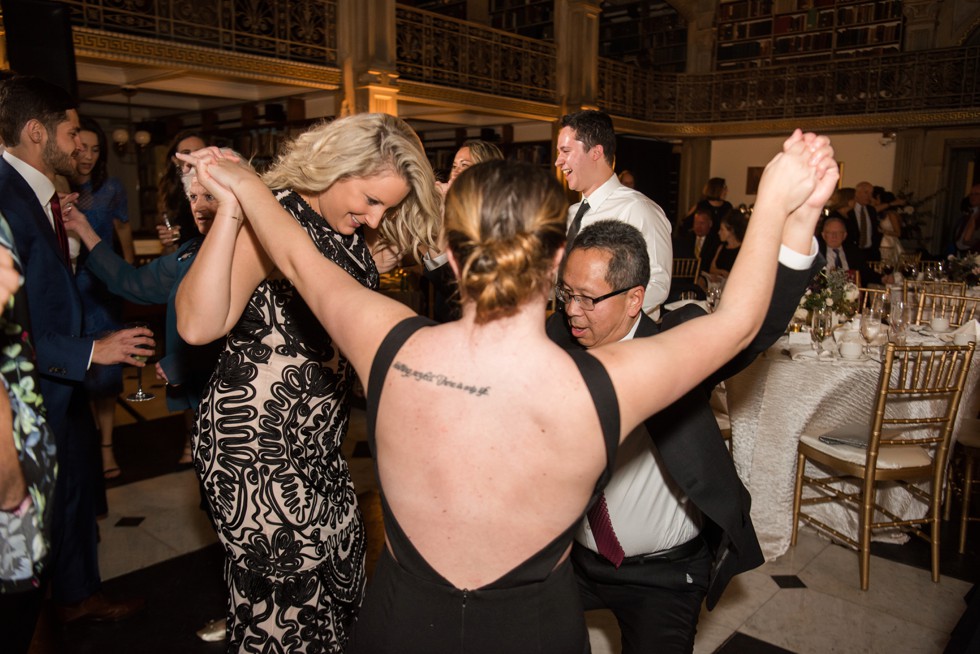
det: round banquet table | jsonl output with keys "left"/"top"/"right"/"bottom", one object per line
{"left": 726, "top": 331, "right": 980, "bottom": 560}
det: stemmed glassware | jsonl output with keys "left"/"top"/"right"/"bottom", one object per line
{"left": 889, "top": 300, "right": 909, "bottom": 346}
{"left": 126, "top": 322, "right": 156, "bottom": 402}
{"left": 860, "top": 308, "right": 882, "bottom": 355}
{"left": 811, "top": 308, "right": 834, "bottom": 356}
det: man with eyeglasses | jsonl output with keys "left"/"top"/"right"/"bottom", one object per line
{"left": 547, "top": 219, "right": 821, "bottom": 653}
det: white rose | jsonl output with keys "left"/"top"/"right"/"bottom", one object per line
{"left": 845, "top": 286, "right": 859, "bottom": 302}
{"left": 825, "top": 297, "right": 834, "bottom": 307}
{"left": 794, "top": 307, "right": 809, "bottom": 321}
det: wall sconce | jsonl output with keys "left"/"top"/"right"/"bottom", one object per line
{"left": 879, "top": 130, "right": 897, "bottom": 146}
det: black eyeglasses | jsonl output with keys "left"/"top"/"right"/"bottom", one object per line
{"left": 555, "top": 284, "right": 631, "bottom": 311}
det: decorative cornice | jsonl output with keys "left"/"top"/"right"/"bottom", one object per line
{"left": 72, "top": 27, "right": 342, "bottom": 90}
{"left": 398, "top": 81, "right": 559, "bottom": 122}
{"left": 614, "top": 109, "right": 980, "bottom": 139}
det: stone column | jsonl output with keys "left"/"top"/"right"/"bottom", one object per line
{"left": 337, "top": 0, "right": 399, "bottom": 115}
{"left": 554, "top": 0, "right": 601, "bottom": 114}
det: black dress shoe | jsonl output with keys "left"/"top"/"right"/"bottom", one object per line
{"left": 57, "top": 592, "right": 146, "bottom": 623}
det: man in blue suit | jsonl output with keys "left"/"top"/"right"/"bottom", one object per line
{"left": 0, "top": 76, "right": 149, "bottom": 625}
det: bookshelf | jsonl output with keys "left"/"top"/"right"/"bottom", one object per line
{"left": 716, "top": 0, "right": 903, "bottom": 70}
{"left": 488, "top": 0, "right": 554, "bottom": 40}
{"left": 599, "top": 0, "right": 688, "bottom": 72}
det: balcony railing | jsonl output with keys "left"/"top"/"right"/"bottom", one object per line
{"left": 600, "top": 46, "right": 980, "bottom": 124}
{"left": 395, "top": 5, "right": 555, "bottom": 105}
{"left": 14, "top": 1, "right": 978, "bottom": 126}
{"left": 60, "top": 0, "right": 338, "bottom": 66}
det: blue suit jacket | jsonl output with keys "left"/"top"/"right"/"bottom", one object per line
{"left": 0, "top": 158, "right": 91, "bottom": 434}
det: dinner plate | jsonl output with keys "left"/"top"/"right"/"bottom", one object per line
{"left": 838, "top": 352, "right": 870, "bottom": 362}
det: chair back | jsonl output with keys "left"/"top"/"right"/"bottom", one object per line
{"left": 672, "top": 257, "right": 701, "bottom": 280}
{"left": 915, "top": 291, "right": 979, "bottom": 327}
{"left": 899, "top": 252, "right": 923, "bottom": 266}
{"left": 858, "top": 287, "right": 887, "bottom": 313}
{"left": 903, "top": 279, "right": 967, "bottom": 304}
{"left": 867, "top": 343, "right": 975, "bottom": 476}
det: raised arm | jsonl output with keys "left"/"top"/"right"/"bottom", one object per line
{"left": 597, "top": 130, "right": 837, "bottom": 438}
{"left": 174, "top": 163, "right": 272, "bottom": 345}
{"left": 185, "top": 155, "right": 416, "bottom": 381}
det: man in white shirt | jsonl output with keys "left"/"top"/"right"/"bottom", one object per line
{"left": 555, "top": 110, "right": 672, "bottom": 317}
{"left": 547, "top": 217, "right": 822, "bottom": 654}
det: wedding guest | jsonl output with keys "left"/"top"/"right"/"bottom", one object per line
{"left": 175, "top": 113, "right": 441, "bottom": 652}
{"left": 618, "top": 169, "right": 636, "bottom": 189}
{"left": 156, "top": 130, "right": 206, "bottom": 253}
{"left": 70, "top": 116, "right": 134, "bottom": 479}
{"left": 180, "top": 128, "right": 837, "bottom": 652}
{"left": 708, "top": 211, "right": 747, "bottom": 278}
{"left": 0, "top": 75, "right": 147, "bottom": 626}
{"left": 849, "top": 181, "right": 880, "bottom": 261}
{"left": 954, "top": 183, "right": 980, "bottom": 254}
{"left": 555, "top": 109, "right": 672, "bottom": 317}
{"left": 680, "top": 177, "right": 733, "bottom": 235}
{"left": 547, "top": 216, "right": 819, "bottom": 654}
{"left": 0, "top": 218, "right": 57, "bottom": 653}
{"left": 673, "top": 209, "right": 718, "bottom": 270}
{"left": 878, "top": 206, "right": 904, "bottom": 265}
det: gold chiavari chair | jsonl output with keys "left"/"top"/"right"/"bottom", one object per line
{"left": 672, "top": 257, "right": 701, "bottom": 281}
{"left": 791, "top": 342, "right": 975, "bottom": 590}
{"left": 903, "top": 279, "right": 967, "bottom": 303}
{"left": 914, "top": 291, "right": 980, "bottom": 327}
{"left": 899, "top": 251, "right": 923, "bottom": 266}
{"left": 945, "top": 418, "right": 980, "bottom": 554}
{"left": 858, "top": 287, "right": 887, "bottom": 313}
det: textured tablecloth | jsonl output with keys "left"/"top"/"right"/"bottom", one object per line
{"left": 727, "top": 336, "right": 980, "bottom": 561}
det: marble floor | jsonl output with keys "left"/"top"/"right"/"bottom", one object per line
{"left": 41, "top": 371, "right": 979, "bottom": 653}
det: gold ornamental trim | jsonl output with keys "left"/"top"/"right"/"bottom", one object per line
{"left": 72, "top": 28, "right": 341, "bottom": 90}
{"left": 613, "top": 109, "right": 980, "bottom": 139}
{"left": 399, "top": 81, "right": 559, "bottom": 122}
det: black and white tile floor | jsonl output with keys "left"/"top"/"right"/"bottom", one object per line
{"left": 44, "top": 374, "right": 980, "bottom": 653}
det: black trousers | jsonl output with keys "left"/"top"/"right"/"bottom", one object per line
{"left": 0, "top": 587, "right": 43, "bottom": 653}
{"left": 572, "top": 540, "right": 711, "bottom": 654}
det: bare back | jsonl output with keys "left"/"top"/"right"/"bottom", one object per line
{"left": 367, "top": 315, "right": 618, "bottom": 590}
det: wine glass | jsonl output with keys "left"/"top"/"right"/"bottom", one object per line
{"left": 706, "top": 286, "right": 722, "bottom": 312}
{"left": 889, "top": 300, "right": 909, "bottom": 346}
{"left": 811, "top": 308, "right": 833, "bottom": 356}
{"left": 126, "top": 322, "right": 156, "bottom": 402}
{"left": 860, "top": 309, "right": 881, "bottom": 355}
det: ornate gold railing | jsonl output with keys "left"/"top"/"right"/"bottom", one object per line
{"left": 600, "top": 46, "right": 980, "bottom": 124}
{"left": 394, "top": 5, "right": 555, "bottom": 105}
{"left": 59, "top": 0, "right": 338, "bottom": 66}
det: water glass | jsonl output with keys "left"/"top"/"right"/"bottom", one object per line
{"left": 811, "top": 308, "right": 834, "bottom": 355}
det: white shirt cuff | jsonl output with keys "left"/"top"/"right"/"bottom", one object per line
{"left": 778, "top": 237, "right": 818, "bottom": 271}
{"left": 423, "top": 251, "right": 449, "bottom": 271}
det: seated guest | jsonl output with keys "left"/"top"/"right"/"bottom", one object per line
{"left": 817, "top": 215, "right": 877, "bottom": 285}
{"left": 708, "top": 211, "right": 747, "bottom": 278}
{"left": 673, "top": 208, "right": 719, "bottom": 270}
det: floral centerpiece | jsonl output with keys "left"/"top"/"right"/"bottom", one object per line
{"left": 795, "top": 269, "right": 859, "bottom": 321}
{"left": 946, "top": 252, "right": 980, "bottom": 286}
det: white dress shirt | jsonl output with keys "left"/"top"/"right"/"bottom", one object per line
{"left": 568, "top": 175, "right": 672, "bottom": 318}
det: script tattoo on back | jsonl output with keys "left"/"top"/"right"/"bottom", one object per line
{"left": 392, "top": 361, "right": 490, "bottom": 397}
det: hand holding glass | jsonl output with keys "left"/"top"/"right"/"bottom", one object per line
{"left": 126, "top": 322, "right": 156, "bottom": 402}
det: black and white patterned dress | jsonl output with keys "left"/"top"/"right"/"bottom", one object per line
{"left": 193, "top": 190, "right": 375, "bottom": 653}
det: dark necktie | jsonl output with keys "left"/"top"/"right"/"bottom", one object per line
{"left": 858, "top": 205, "right": 870, "bottom": 248}
{"left": 49, "top": 193, "right": 70, "bottom": 264}
{"left": 564, "top": 200, "right": 590, "bottom": 256}
{"left": 586, "top": 493, "right": 625, "bottom": 568}
{"left": 833, "top": 248, "right": 842, "bottom": 270}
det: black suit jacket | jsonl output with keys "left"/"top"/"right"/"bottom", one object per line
{"left": 672, "top": 230, "right": 719, "bottom": 271}
{"left": 816, "top": 237, "right": 879, "bottom": 286}
{"left": 846, "top": 203, "right": 880, "bottom": 259}
{"left": 546, "top": 256, "right": 820, "bottom": 609}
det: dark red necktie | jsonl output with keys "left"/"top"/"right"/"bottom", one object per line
{"left": 587, "top": 493, "right": 625, "bottom": 568}
{"left": 49, "top": 193, "right": 70, "bottom": 264}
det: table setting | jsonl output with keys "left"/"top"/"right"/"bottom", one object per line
{"left": 725, "top": 300, "right": 979, "bottom": 560}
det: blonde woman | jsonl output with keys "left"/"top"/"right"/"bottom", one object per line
{"left": 175, "top": 113, "right": 440, "bottom": 652}
{"left": 182, "top": 129, "right": 836, "bottom": 652}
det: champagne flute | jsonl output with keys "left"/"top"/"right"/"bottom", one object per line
{"left": 126, "top": 322, "right": 156, "bottom": 402}
{"left": 889, "top": 300, "right": 908, "bottom": 346}
{"left": 811, "top": 308, "right": 833, "bottom": 356}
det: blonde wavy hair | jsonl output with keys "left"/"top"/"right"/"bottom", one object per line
{"left": 445, "top": 161, "right": 567, "bottom": 323}
{"left": 262, "top": 113, "right": 440, "bottom": 260}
